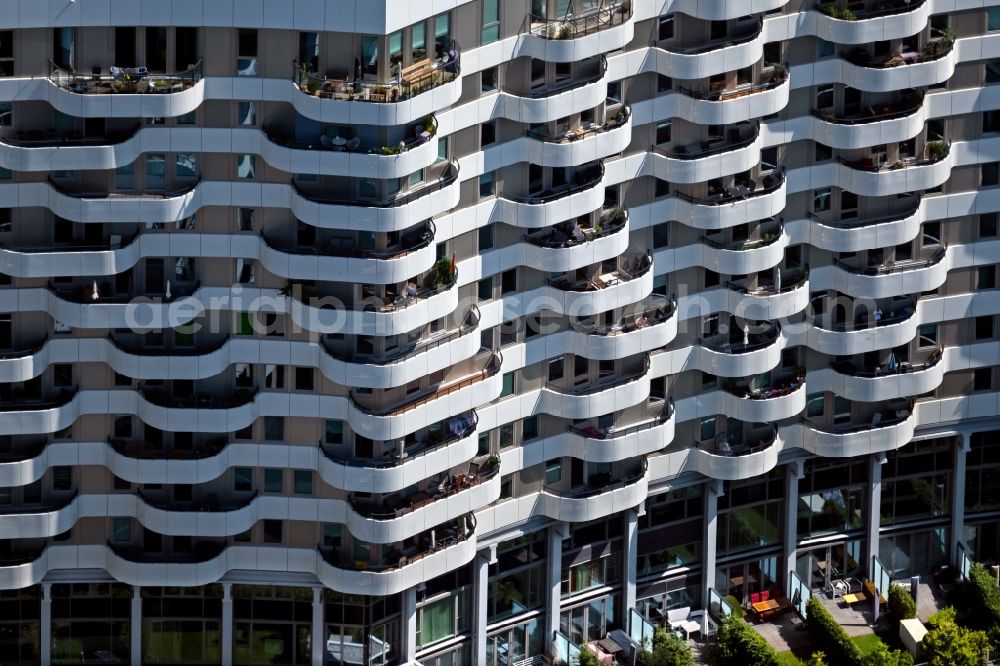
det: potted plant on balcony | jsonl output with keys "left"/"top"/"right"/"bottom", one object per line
{"left": 307, "top": 78, "right": 321, "bottom": 96}
{"left": 558, "top": 24, "right": 573, "bottom": 39}
{"left": 927, "top": 140, "right": 949, "bottom": 161}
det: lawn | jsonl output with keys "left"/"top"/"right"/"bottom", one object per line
{"left": 778, "top": 650, "right": 806, "bottom": 666}
{"left": 851, "top": 633, "right": 884, "bottom": 656}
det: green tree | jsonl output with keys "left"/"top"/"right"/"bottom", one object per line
{"left": 887, "top": 584, "right": 917, "bottom": 628}
{"left": 922, "top": 607, "right": 988, "bottom": 666}
{"left": 638, "top": 627, "right": 693, "bottom": 666}
{"left": 716, "top": 615, "right": 782, "bottom": 666}
{"left": 574, "top": 646, "right": 602, "bottom": 666}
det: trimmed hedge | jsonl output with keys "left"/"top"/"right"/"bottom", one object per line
{"left": 716, "top": 615, "right": 782, "bottom": 666}
{"left": 968, "top": 562, "right": 1000, "bottom": 629}
{"left": 888, "top": 584, "right": 917, "bottom": 626}
{"left": 805, "top": 596, "right": 863, "bottom": 666}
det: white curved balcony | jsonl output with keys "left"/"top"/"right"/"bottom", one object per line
{"left": 675, "top": 379, "right": 806, "bottom": 423}
{"left": 792, "top": 410, "right": 916, "bottom": 458}
{"left": 653, "top": 327, "right": 785, "bottom": 378}
{"left": 515, "top": 209, "right": 630, "bottom": 274}
{"left": 346, "top": 352, "right": 504, "bottom": 441}
{"left": 0, "top": 414, "right": 479, "bottom": 495}
{"left": 647, "top": 172, "right": 785, "bottom": 231}
{"left": 549, "top": 408, "right": 675, "bottom": 463}
{"left": 537, "top": 364, "right": 651, "bottom": 420}
{"left": 0, "top": 228, "right": 437, "bottom": 283}
{"left": 665, "top": 434, "right": 781, "bottom": 482}
{"left": 812, "top": 247, "right": 948, "bottom": 299}
{"left": 634, "top": 75, "right": 789, "bottom": 127}
{"left": 563, "top": 298, "right": 678, "bottom": 360}
{"left": 510, "top": 107, "right": 632, "bottom": 168}
{"left": 695, "top": 272, "right": 809, "bottom": 320}
{"left": 769, "top": 99, "right": 926, "bottom": 150}
{"left": 289, "top": 163, "right": 460, "bottom": 233}
{"left": 515, "top": 4, "right": 635, "bottom": 62}
{"left": 649, "top": 26, "right": 765, "bottom": 80}
{"left": 794, "top": 45, "right": 956, "bottom": 92}
{"left": 827, "top": 152, "right": 953, "bottom": 196}
{"left": 0, "top": 126, "right": 443, "bottom": 178}
{"left": 787, "top": 207, "right": 923, "bottom": 253}
{"left": 670, "top": 0, "right": 788, "bottom": 20}
{"left": 490, "top": 69, "right": 610, "bottom": 125}
{"left": 492, "top": 165, "right": 607, "bottom": 229}
{"left": 655, "top": 223, "right": 787, "bottom": 276}
{"left": 647, "top": 130, "right": 762, "bottom": 184}
{"left": 789, "top": 302, "right": 919, "bottom": 356}
{"left": 481, "top": 463, "right": 648, "bottom": 528}
{"left": 0, "top": 537, "right": 476, "bottom": 596}
{"left": 542, "top": 257, "right": 654, "bottom": 317}
{"left": 810, "top": 1, "right": 931, "bottom": 45}
{"left": 810, "top": 351, "right": 944, "bottom": 402}
{"left": 0, "top": 486, "right": 495, "bottom": 544}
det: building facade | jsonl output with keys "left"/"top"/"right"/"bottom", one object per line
{"left": 0, "top": 0, "right": 997, "bottom": 664}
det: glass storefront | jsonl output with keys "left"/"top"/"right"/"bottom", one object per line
{"left": 485, "top": 618, "right": 543, "bottom": 666}
{"left": 559, "top": 594, "right": 616, "bottom": 646}
{"left": 416, "top": 569, "right": 471, "bottom": 650}
{"left": 716, "top": 555, "right": 779, "bottom": 605}
{"left": 794, "top": 540, "right": 862, "bottom": 591}
{"left": 879, "top": 528, "right": 948, "bottom": 579}
{"left": 966, "top": 432, "right": 1000, "bottom": 513}
{"left": 324, "top": 591, "right": 400, "bottom": 666}
{"left": 488, "top": 534, "right": 546, "bottom": 624}
{"left": 0, "top": 586, "right": 40, "bottom": 665}
{"left": 51, "top": 583, "right": 130, "bottom": 665}
{"left": 798, "top": 460, "right": 866, "bottom": 538}
{"left": 880, "top": 438, "right": 952, "bottom": 525}
{"left": 142, "top": 586, "right": 222, "bottom": 664}
{"left": 233, "top": 586, "right": 311, "bottom": 666}
{"left": 717, "top": 472, "right": 784, "bottom": 556}
{"left": 638, "top": 487, "right": 703, "bottom": 576}
{"left": 635, "top": 576, "right": 701, "bottom": 625}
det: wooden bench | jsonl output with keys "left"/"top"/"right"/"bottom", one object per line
{"left": 401, "top": 58, "right": 437, "bottom": 92}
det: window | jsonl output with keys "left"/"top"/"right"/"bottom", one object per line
{"left": 501, "top": 269, "right": 516, "bottom": 294}
{"left": 264, "top": 416, "right": 284, "bottom": 441}
{"left": 482, "top": 0, "right": 500, "bottom": 44}
{"left": 237, "top": 101, "right": 256, "bottom": 125}
{"left": 815, "top": 84, "right": 834, "bottom": 110}
{"left": 813, "top": 188, "right": 832, "bottom": 212}
{"left": 175, "top": 26, "right": 198, "bottom": 71}
{"left": 545, "top": 459, "right": 562, "bottom": 484}
{"left": 500, "top": 372, "right": 514, "bottom": 398}
{"left": 700, "top": 417, "right": 716, "bottom": 441}
{"left": 548, "top": 359, "right": 564, "bottom": 382}
{"left": 806, "top": 393, "right": 824, "bottom": 417}
{"left": 479, "top": 171, "right": 495, "bottom": 197}
{"left": 112, "top": 518, "right": 131, "bottom": 542}
{"left": 478, "top": 224, "right": 494, "bottom": 251}
{"left": 658, "top": 14, "right": 674, "bottom": 41}
{"left": 263, "top": 519, "right": 283, "bottom": 543}
{"left": 817, "top": 39, "right": 834, "bottom": 58}
{"left": 293, "top": 470, "right": 313, "bottom": 495}
{"left": 975, "top": 368, "right": 993, "bottom": 392}
{"left": 653, "top": 222, "right": 669, "bottom": 249}
{"left": 236, "top": 154, "right": 256, "bottom": 179}
{"left": 53, "top": 363, "right": 72, "bottom": 387}
{"left": 146, "top": 153, "right": 165, "bottom": 190}
{"left": 0, "top": 31, "right": 12, "bottom": 76}
{"left": 325, "top": 420, "right": 343, "bottom": 444}
{"left": 481, "top": 121, "right": 496, "bottom": 147}
{"left": 53, "top": 466, "right": 72, "bottom": 490}
{"left": 238, "top": 208, "right": 256, "bottom": 232}
{"left": 815, "top": 143, "right": 832, "bottom": 162}
{"left": 388, "top": 30, "right": 402, "bottom": 70}
{"left": 918, "top": 324, "right": 937, "bottom": 347}
{"left": 175, "top": 153, "right": 196, "bottom": 178}
{"left": 980, "top": 266, "right": 997, "bottom": 290}
{"left": 607, "top": 81, "right": 621, "bottom": 105}
{"left": 0, "top": 209, "right": 10, "bottom": 233}
{"left": 53, "top": 27, "right": 74, "bottom": 70}
{"left": 434, "top": 12, "right": 451, "bottom": 56}
{"left": 264, "top": 469, "right": 283, "bottom": 493}
{"left": 981, "top": 213, "right": 999, "bottom": 238}
{"left": 412, "top": 22, "right": 427, "bottom": 60}
{"left": 295, "top": 367, "right": 314, "bottom": 391}
{"left": 990, "top": 8, "right": 1000, "bottom": 31}
{"left": 146, "top": 27, "right": 167, "bottom": 71}
{"left": 523, "top": 416, "right": 538, "bottom": 441}
{"left": 977, "top": 316, "right": 995, "bottom": 340}
{"left": 323, "top": 524, "right": 342, "bottom": 548}
{"left": 298, "top": 32, "right": 319, "bottom": 72}
{"left": 478, "top": 278, "right": 493, "bottom": 301}
{"left": 655, "top": 121, "right": 671, "bottom": 145}
{"left": 482, "top": 67, "right": 497, "bottom": 93}
{"left": 234, "top": 467, "right": 252, "bottom": 491}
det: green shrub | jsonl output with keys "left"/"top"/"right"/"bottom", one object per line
{"left": 968, "top": 563, "right": 1000, "bottom": 629}
{"left": 805, "top": 596, "right": 863, "bottom": 666}
{"left": 861, "top": 641, "right": 913, "bottom": 666}
{"left": 716, "top": 615, "right": 782, "bottom": 666}
{"left": 805, "top": 653, "right": 828, "bottom": 666}
{"left": 722, "top": 594, "right": 746, "bottom": 619}
{"left": 574, "top": 646, "right": 602, "bottom": 666}
{"left": 888, "top": 584, "right": 917, "bottom": 626}
{"left": 638, "top": 627, "right": 693, "bottom": 666}
{"left": 922, "top": 607, "right": 988, "bottom": 666}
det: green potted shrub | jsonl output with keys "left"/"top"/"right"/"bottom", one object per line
{"left": 927, "top": 140, "right": 949, "bottom": 160}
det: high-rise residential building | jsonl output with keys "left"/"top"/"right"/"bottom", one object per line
{"left": 0, "top": 0, "right": 997, "bottom": 664}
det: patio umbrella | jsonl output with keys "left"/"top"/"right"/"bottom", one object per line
{"left": 773, "top": 267, "right": 781, "bottom": 293}
{"left": 743, "top": 323, "right": 750, "bottom": 346}
{"left": 887, "top": 351, "right": 898, "bottom": 373}
{"left": 91, "top": 279, "right": 99, "bottom": 301}
{"left": 165, "top": 280, "right": 172, "bottom": 300}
